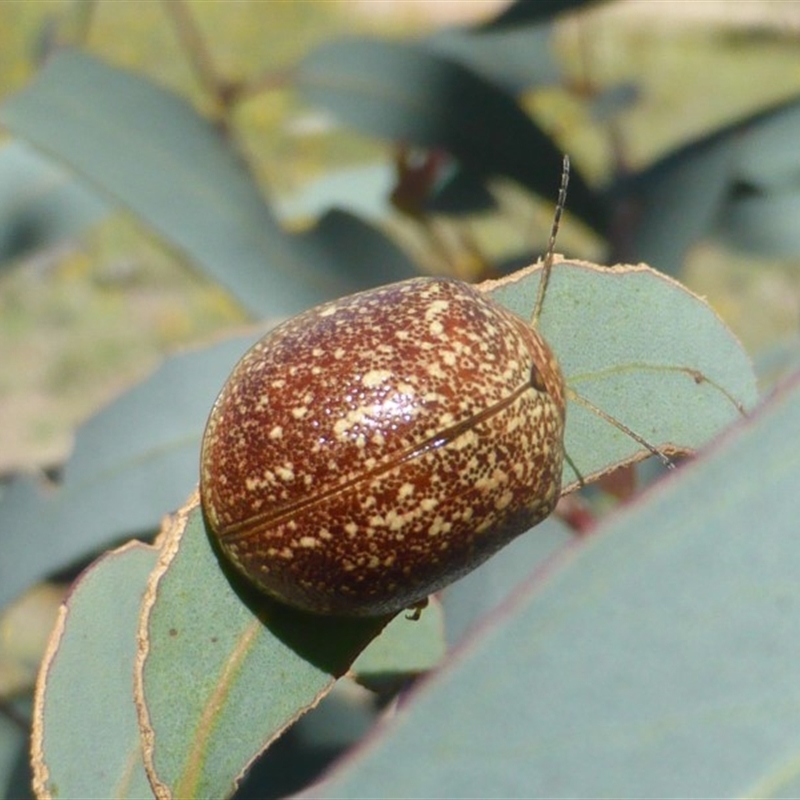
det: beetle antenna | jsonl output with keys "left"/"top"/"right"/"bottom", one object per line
{"left": 531, "top": 154, "right": 570, "bottom": 329}
{"left": 567, "top": 387, "right": 676, "bottom": 470}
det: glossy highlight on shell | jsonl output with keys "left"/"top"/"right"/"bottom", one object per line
{"left": 200, "top": 276, "right": 566, "bottom": 616}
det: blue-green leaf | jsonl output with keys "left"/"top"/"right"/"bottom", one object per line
{"left": 480, "top": 0, "right": 600, "bottom": 29}
{"left": 31, "top": 542, "right": 158, "bottom": 799}
{"left": 135, "top": 499, "right": 387, "bottom": 799}
{"left": 298, "top": 371, "right": 800, "bottom": 799}
{"left": 0, "top": 334, "right": 257, "bottom": 610}
{"left": 0, "top": 50, "right": 388, "bottom": 317}
{"left": 0, "top": 141, "right": 108, "bottom": 269}
{"left": 293, "top": 37, "right": 606, "bottom": 232}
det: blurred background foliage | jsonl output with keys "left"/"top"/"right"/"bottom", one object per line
{"left": 1, "top": 0, "right": 800, "bottom": 474}
{"left": 0, "top": 0, "right": 400, "bottom": 473}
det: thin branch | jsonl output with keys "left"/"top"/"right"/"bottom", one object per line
{"left": 161, "top": 0, "right": 231, "bottom": 110}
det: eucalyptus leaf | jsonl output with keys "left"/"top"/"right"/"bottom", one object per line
{"left": 298, "top": 370, "right": 800, "bottom": 800}
{"left": 293, "top": 37, "right": 606, "bottom": 232}
{"left": 480, "top": 0, "right": 600, "bottom": 29}
{"left": 0, "top": 50, "right": 371, "bottom": 317}
{"left": 616, "top": 135, "right": 738, "bottom": 275}
{"left": 729, "top": 99, "right": 800, "bottom": 190}
{"left": 440, "top": 514, "right": 572, "bottom": 647}
{"left": 423, "top": 25, "right": 559, "bottom": 93}
{"left": 0, "top": 704, "right": 32, "bottom": 800}
{"left": 755, "top": 334, "right": 800, "bottom": 389}
{"left": 135, "top": 497, "right": 389, "bottom": 799}
{"left": 233, "top": 687, "right": 378, "bottom": 799}
{"left": 715, "top": 188, "right": 800, "bottom": 259}
{"left": 351, "top": 599, "right": 446, "bottom": 685}
{"left": 487, "top": 260, "right": 758, "bottom": 488}
{"left": 621, "top": 94, "right": 800, "bottom": 271}
{"left": 0, "top": 141, "right": 108, "bottom": 269}
{"left": 275, "top": 163, "right": 393, "bottom": 222}
{"left": 296, "top": 208, "right": 417, "bottom": 288}
{"left": 31, "top": 541, "right": 158, "bottom": 800}
{"left": 0, "top": 334, "right": 259, "bottom": 610}
{"left": 135, "top": 262, "right": 754, "bottom": 796}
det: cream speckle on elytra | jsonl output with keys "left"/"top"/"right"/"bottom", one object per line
{"left": 200, "top": 276, "right": 566, "bottom": 616}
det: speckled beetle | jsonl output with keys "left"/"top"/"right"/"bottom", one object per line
{"left": 200, "top": 159, "right": 572, "bottom": 616}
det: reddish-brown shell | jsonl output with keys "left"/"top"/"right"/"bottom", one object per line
{"left": 200, "top": 277, "right": 565, "bottom": 616}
